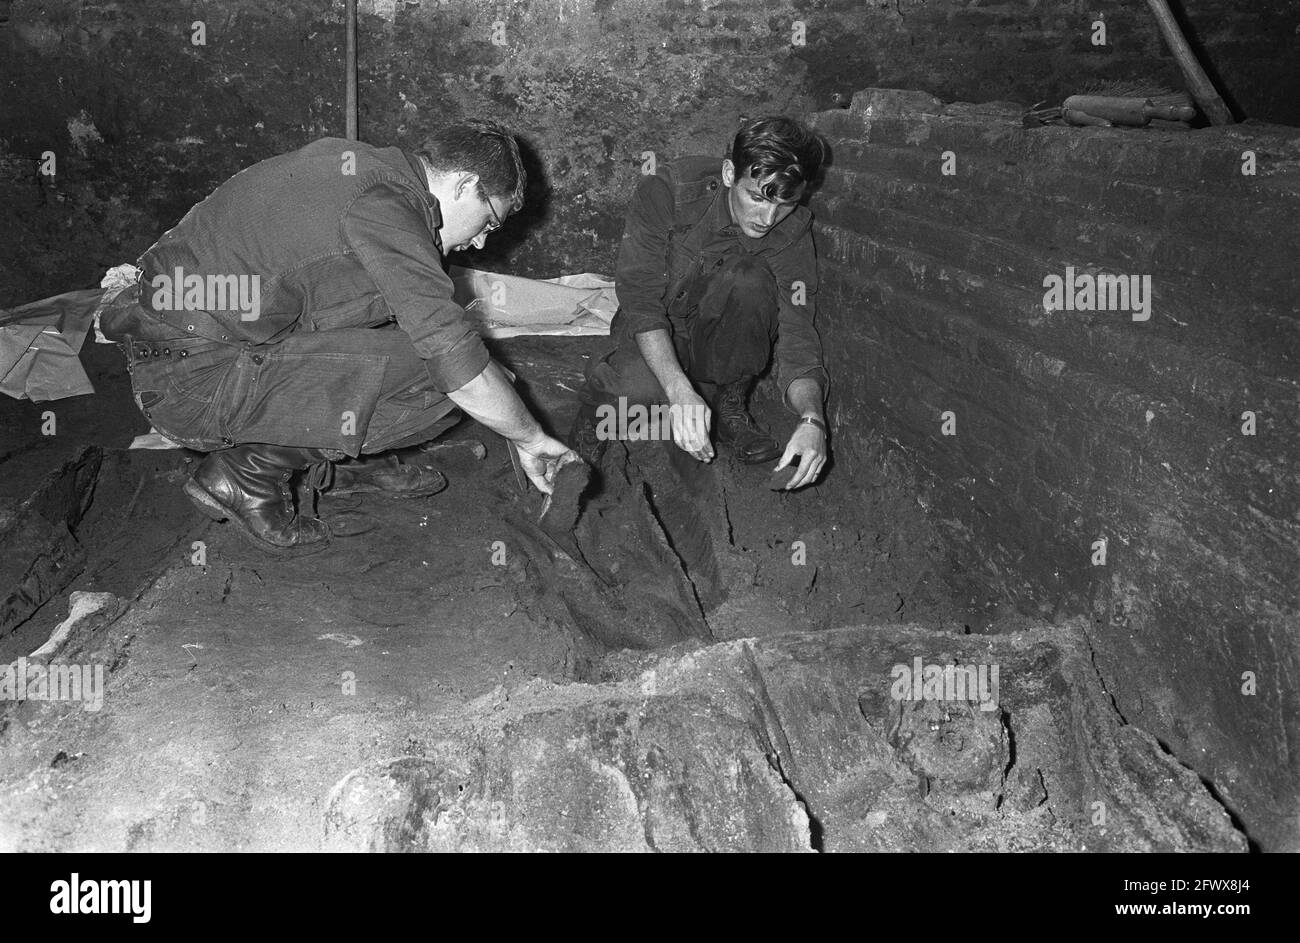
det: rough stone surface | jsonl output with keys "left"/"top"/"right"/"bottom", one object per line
{"left": 319, "top": 622, "right": 1245, "bottom": 853}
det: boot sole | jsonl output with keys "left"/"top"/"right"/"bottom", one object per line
{"left": 326, "top": 483, "right": 447, "bottom": 499}
{"left": 183, "top": 479, "right": 332, "bottom": 558}
{"left": 734, "top": 447, "right": 783, "bottom": 465}
{"left": 326, "top": 470, "right": 448, "bottom": 500}
{"left": 716, "top": 424, "right": 782, "bottom": 465}
{"left": 717, "top": 435, "right": 783, "bottom": 465}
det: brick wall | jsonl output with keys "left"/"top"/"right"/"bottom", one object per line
{"left": 797, "top": 0, "right": 1300, "bottom": 127}
{"left": 811, "top": 88, "right": 1299, "bottom": 851}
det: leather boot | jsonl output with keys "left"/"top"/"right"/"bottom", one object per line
{"left": 184, "top": 445, "right": 333, "bottom": 556}
{"left": 714, "top": 377, "right": 782, "bottom": 464}
{"left": 327, "top": 453, "right": 448, "bottom": 499}
{"left": 567, "top": 400, "right": 609, "bottom": 468}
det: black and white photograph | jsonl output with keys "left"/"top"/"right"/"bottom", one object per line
{"left": 0, "top": 0, "right": 1294, "bottom": 906}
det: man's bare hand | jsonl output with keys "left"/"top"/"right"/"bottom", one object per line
{"left": 517, "top": 433, "right": 579, "bottom": 494}
{"left": 666, "top": 383, "right": 714, "bottom": 462}
{"left": 774, "top": 422, "right": 827, "bottom": 489}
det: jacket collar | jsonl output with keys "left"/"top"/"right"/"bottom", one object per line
{"left": 707, "top": 179, "right": 810, "bottom": 253}
{"left": 402, "top": 150, "right": 445, "bottom": 250}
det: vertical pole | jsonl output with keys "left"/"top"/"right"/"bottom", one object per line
{"left": 1144, "top": 0, "right": 1234, "bottom": 126}
{"left": 345, "top": 0, "right": 358, "bottom": 140}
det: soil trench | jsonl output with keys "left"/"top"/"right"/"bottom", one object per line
{"left": 0, "top": 338, "right": 1245, "bottom": 851}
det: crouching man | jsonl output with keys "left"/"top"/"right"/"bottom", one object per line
{"left": 570, "top": 115, "right": 829, "bottom": 488}
{"left": 100, "top": 120, "right": 575, "bottom": 555}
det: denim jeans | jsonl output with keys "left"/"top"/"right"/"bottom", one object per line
{"left": 115, "top": 298, "right": 457, "bottom": 456}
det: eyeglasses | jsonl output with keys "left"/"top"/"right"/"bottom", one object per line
{"left": 479, "top": 189, "right": 503, "bottom": 235}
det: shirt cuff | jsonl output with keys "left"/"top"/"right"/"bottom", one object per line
{"left": 781, "top": 366, "right": 829, "bottom": 409}
{"left": 622, "top": 309, "right": 673, "bottom": 338}
{"left": 422, "top": 333, "right": 492, "bottom": 393}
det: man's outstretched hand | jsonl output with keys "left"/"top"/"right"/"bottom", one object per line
{"left": 667, "top": 381, "right": 714, "bottom": 463}
{"left": 774, "top": 421, "right": 827, "bottom": 490}
{"left": 516, "top": 433, "right": 580, "bottom": 494}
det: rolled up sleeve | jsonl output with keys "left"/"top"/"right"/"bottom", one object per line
{"left": 770, "top": 231, "right": 830, "bottom": 405}
{"left": 615, "top": 173, "right": 676, "bottom": 337}
{"left": 342, "top": 183, "right": 490, "bottom": 392}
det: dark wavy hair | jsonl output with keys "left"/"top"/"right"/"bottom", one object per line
{"left": 416, "top": 118, "right": 526, "bottom": 211}
{"left": 728, "top": 115, "right": 826, "bottom": 201}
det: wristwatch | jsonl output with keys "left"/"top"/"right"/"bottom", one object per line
{"left": 798, "top": 416, "right": 827, "bottom": 434}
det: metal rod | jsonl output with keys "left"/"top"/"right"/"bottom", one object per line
{"left": 345, "top": 0, "right": 358, "bottom": 139}
{"left": 1144, "top": 0, "right": 1234, "bottom": 126}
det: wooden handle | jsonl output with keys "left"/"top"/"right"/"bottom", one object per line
{"left": 1062, "top": 95, "right": 1198, "bottom": 127}
{"left": 1145, "top": 102, "right": 1198, "bottom": 122}
{"left": 1063, "top": 108, "right": 1113, "bottom": 128}
{"left": 345, "top": 0, "right": 358, "bottom": 140}
{"left": 1144, "top": 0, "right": 1234, "bottom": 125}
{"left": 1063, "top": 95, "right": 1151, "bottom": 126}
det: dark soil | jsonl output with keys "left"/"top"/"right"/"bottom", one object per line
{"left": 0, "top": 333, "right": 1012, "bottom": 851}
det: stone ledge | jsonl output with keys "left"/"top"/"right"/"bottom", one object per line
{"left": 323, "top": 622, "right": 1246, "bottom": 852}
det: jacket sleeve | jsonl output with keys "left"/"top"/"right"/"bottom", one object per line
{"left": 341, "top": 182, "right": 490, "bottom": 392}
{"left": 769, "top": 227, "right": 831, "bottom": 407}
{"left": 614, "top": 172, "right": 676, "bottom": 337}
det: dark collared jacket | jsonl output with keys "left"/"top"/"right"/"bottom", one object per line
{"left": 133, "top": 136, "right": 489, "bottom": 393}
{"left": 613, "top": 156, "right": 830, "bottom": 400}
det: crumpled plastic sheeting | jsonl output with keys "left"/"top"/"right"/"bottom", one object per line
{"left": 450, "top": 266, "right": 616, "bottom": 339}
{"left": 0, "top": 289, "right": 102, "bottom": 402}
{"left": 0, "top": 264, "right": 140, "bottom": 403}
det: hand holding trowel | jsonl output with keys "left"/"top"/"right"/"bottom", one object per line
{"left": 504, "top": 438, "right": 590, "bottom": 531}
{"left": 492, "top": 361, "right": 600, "bottom": 575}
{"left": 505, "top": 438, "right": 600, "bottom": 575}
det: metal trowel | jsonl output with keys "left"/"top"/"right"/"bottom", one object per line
{"left": 540, "top": 456, "right": 602, "bottom": 579}
{"left": 504, "top": 440, "right": 603, "bottom": 580}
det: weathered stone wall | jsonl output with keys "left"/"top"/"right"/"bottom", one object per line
{"left": 790, "top": 0, "right": 1300, "bottom": 128}
{"left": 2, "top": 0, "right": 1297, "bottom": 306}
{"left": 812, "top": 88, "right": 1299, "bottom": 851}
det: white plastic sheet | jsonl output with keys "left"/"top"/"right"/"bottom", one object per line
{"left": 450, "top": 266, "right": 617, "bottom": 339}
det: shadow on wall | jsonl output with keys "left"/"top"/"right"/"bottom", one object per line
{"left": 447, "top": 134, "right": 554, "bottom": 271}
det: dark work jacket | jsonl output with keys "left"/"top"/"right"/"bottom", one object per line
{"left": 126, "top": 137, "right": 489, "bottom": 393}
{"left": 613, "top": 156, "right": 830, "bottom": 400}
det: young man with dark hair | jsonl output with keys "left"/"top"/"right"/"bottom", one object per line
{"left": 100, "top": 119, "right": 575, "bottom": 555}
{"left": 570, "top": 115, "right": 830, "bottom": 489}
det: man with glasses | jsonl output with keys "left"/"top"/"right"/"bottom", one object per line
{"left": 100, "top": 120, "right": 576, "bottom": 556}
{"left": 480, "top": 195, "right": 504, "bottom": 237}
